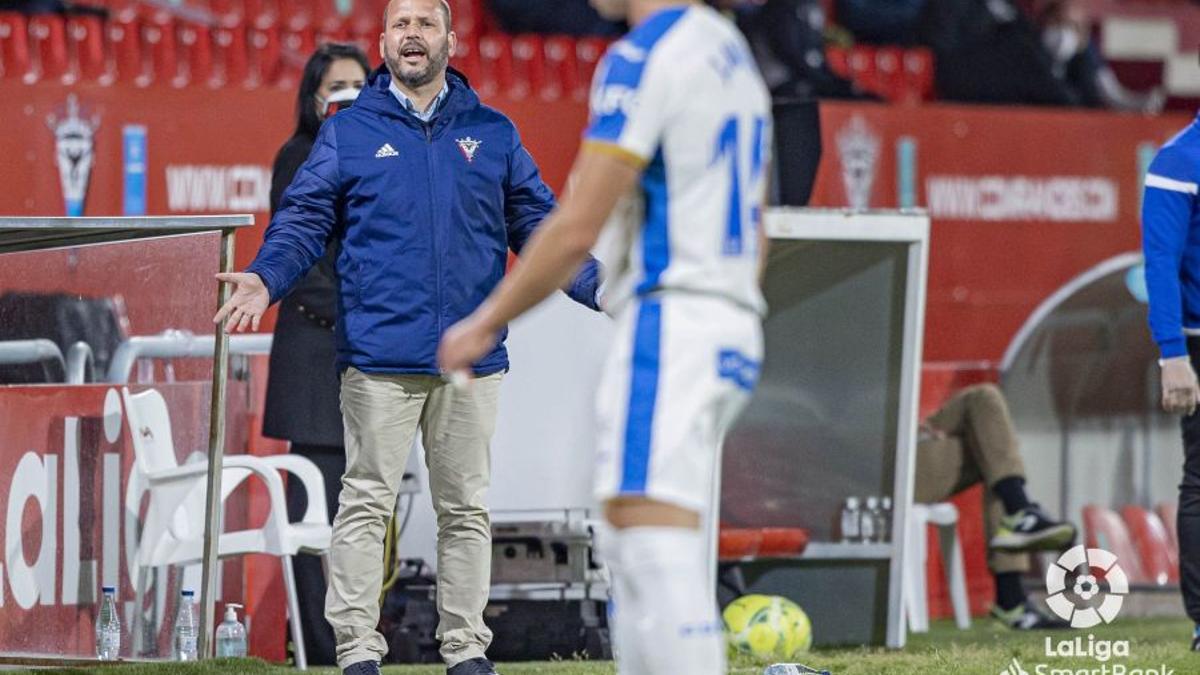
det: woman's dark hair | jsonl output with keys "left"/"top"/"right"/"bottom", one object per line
{"left": 295, "top": 43, "right": 371, "bottom": 139}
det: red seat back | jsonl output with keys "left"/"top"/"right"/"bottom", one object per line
{"left": 1120, "top": 505, "right": 1177, "bottom": 585}
{"left": 67, "top": 14, "right": 109, "bottom": 83}
{"left": 0, "top": 13, "right": 32, "bottom": 82}
{"left": 1082, "top": 505, "right": 1147, "bottom": 584}
{"left": 544, "top": 35, "right": 583, "bottom": 102}
{"left": 477, "top": 34, "right": 513, "bottom": 100}
{"left": 107, "top": 11, "right": 149, "bottom": 86}
{"left": 1156, "top": 501, "right": 1179, "bottom": 559}
{"left": 28, "top": 14, "right": 70, "bottom": 84}
{"left": 510, "top": 34, "right": 545, "bottom": 100}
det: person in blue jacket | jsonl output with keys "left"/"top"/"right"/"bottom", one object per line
{"left": 213, "top": 1, "right": 602, "bottom": 673}
{"left": 1142, "top": 105, "right": 1200, "bottom": 651}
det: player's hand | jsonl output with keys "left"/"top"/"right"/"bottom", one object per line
{"left": 1161, "top": 356, "right": 1200, "bottom": 416}
{"left": 438, "top": 314, "right": 499, "bottom": 377}
{"left": 213, "top": 272, "right": 269, "bottom": 333}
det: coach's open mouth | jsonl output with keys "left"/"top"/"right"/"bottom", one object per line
{"left": 401, "top": 44, "right": 428, "bottom": 64}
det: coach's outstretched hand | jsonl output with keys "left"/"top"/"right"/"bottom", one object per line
{"left": 213, "top": 272, "right": 269, "bottom": 333}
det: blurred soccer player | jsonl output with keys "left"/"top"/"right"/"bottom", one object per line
{"left": 439, "top": 0, "right": 772, "bottom": 672}
{"left": 1142, "top": 101, "right": 1200, "bottom": 650}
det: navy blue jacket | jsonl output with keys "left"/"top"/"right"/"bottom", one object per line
{"left": 1142, "top": 113, "right": 1200, "bottom": 359}
{"left": 247, "top": 66, "right": 601, "bottom": 375}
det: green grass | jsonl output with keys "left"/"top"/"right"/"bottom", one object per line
{"left": 14, "top": 617, "right": 1197, "bottom": 674}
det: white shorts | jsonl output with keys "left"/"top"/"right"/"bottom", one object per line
{"left": 594, "top": 293, "right": 764, "bottom": 512}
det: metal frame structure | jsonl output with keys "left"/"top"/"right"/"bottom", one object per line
{"left": 763, "top": 208, "right": 930, "bottom": 649}
{"left": 0, "top": 215, "right": 252, "bottom": 662}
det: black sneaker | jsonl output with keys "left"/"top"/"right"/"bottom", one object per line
{"left": 448, "top": 657, "right": 500, "bottom": 675}
{"left": 990, "top": 504, "right": 1077, "bottom": 552}
{"left": 1191, "top": 629, "right": 1200, "bottom": 651}
{"left": 343, "top": 661, "right": 381, "bottom": 675}
{"left": 991, "top": 602, "right": 1071, "bottom": 630}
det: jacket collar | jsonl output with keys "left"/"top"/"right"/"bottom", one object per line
{"left": 356, "top": 65, "right": 479, "bottom": 126}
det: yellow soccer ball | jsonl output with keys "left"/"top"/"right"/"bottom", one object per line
{"left": 723, "top": 594, "right": 813, "bottom": 660}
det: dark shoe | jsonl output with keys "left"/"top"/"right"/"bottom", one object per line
{"left": 1191, "top": 628, "right": 1200, "bottom": 651}
{"left": 448, "top": 656, "right": 500, "bottom": 675}
{"left": 991, "top": 602, "right": 1071, "bottom": 630}
{"left": 343, "top": 661, "right": 381, "bottom": 675}
{"left": 990, "top": 504, "right": 1077, "bottom": 552}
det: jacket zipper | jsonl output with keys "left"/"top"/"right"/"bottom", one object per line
{"left": 425, "top": 121, "right": 443, "bottom": 343}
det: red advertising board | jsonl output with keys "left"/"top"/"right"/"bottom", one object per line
{"left": 0, "top": 379, "right": 287, "bottom": 661}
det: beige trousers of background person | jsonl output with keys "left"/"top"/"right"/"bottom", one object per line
{"left": 327, "top": 368, "right": 502, "bottom": 669}
{"left": 913, "top": 384, "right": 1029, "bottom": 574}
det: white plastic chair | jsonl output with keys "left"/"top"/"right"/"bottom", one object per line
{"left": 904, "top": 502, "right": 971, "bottom": 633}
{"left": 122, "top": 387, "right": 332, "bottom": 669}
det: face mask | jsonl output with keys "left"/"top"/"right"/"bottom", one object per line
{"left": 1042, "top": 27, "right": 1081, "bottom": 63}
{"left": 318, "top": 87, "right": 362, "bottom": 119}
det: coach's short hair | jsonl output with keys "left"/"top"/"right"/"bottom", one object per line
{"left": 383, "top": 0, "right": 453, "bottom": 30}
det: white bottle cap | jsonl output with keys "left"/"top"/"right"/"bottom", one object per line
{"left": 224, "top": 603, "right": 243, "bottom": 622}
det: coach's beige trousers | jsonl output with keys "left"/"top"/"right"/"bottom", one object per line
{"left": 327, "top": 368, "right": 502, "bottom": 669}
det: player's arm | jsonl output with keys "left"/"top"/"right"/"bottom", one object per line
{"left": 1142, "top": 147, "right": 1199, "bottom": 413}
{"left": 483, "top": 147, "right": 638, "bottom": 328}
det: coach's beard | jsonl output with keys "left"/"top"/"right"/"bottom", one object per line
{"left": 388, "top": 40, "right": 451, "bottom": 91}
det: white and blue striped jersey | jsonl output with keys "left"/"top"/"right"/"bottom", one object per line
{"left": 584, "top": 3, "right": 772, "bottom": 316}
{"left": 1142, "top": 113, "right": 1200, "bottom": 359}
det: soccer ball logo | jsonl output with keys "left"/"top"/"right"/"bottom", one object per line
{"left": 1045, "top": 545, "right": 1127, "bottom": 628}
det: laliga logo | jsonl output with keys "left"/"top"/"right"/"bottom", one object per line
{"left": 1045, "top": 545, "right": 1128, "bottom": 628}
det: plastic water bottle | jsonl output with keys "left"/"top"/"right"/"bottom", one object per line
{"left": 860, "top": 496, "right": 879, "bottom": 543}
{"left": 215, "top": 603, "right": 247, "bottom": 658}
{"left": 880, "top": 496, "right": 894, "bottom": 543}
{"left": 173, "top": 590, "right": 199, "bottom": 661}
{"left": 839, "top": 496, "right": 861, "bottom": 543}
{"left": 95, "top": 586, "right": 121, "bottom": 660}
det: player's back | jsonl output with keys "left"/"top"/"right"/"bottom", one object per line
{"left": 587, "top": 4, "right": 772, "bottom": 316}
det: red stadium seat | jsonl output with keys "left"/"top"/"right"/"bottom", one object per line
{"left": 874, "top": 46, "right": 904, "bottom": 102}
{"left": 477, "top": 34, "right": 514, "bottom": 99}
{"left": 903, "top": 48, "right": 935, "bottom": 102}
{"left": 0, "top": 12, "right": 31, "bottom": 82}
{"left": 847, "top": 45, "right": 880, "bottom": 97}
{"left": 177, "top": 20, "right": 213, "bottom": 87}
{"left": 447, "top": 0, "right": 483, "bottom": 43}
{"left": 142, "top": 11, "right": 181, "bottom": 87}
{"left": 28, "top": 14, "right": 71, "bottom": 84}
{"left": 67, "top": 14, "right": 109, "bottom": 84}
{"left": 826, "top": 45, "right": 849, "bottom": 79}
{"left": 575, "top": 37, "right": 608, "bottom": 90}
{"left": 107, "top": 11, "right": 150, "bottom": 86}
{"left": 510, "top": 34, "right": 546, "bottom": 100}
{"left": 1156, "top": 501, "right": 1179, "bottom": 557}
{"left": 248, "top": 19, "right": 283, "bottom": 87}
{"left": 211, "top": 19, "right": 250, "bottom": 87}
{"left": 451, "top": 33, "right": 481, "bottom": 88}
{"left": 1082, "top": 504, "right": 1147, "bottom": 584}
{"left": 718, "top": 527, "right": 809, "bottom": 561}
{"left": 1120, "top": 505, "right": 1178, "bottom": 586}
{"left": 544, "top": 35, "right": 584, "bottom": 102}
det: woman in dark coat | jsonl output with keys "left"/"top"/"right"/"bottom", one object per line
{"left": 264, "top": 42, "right": 368, "bottom": 666}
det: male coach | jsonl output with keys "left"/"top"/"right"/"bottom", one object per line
{"left": 212, "top": 1, "right": 602, "bottom": 673}
{"left": 1142, "top": 105, "right": 1200, "bottom": 650}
